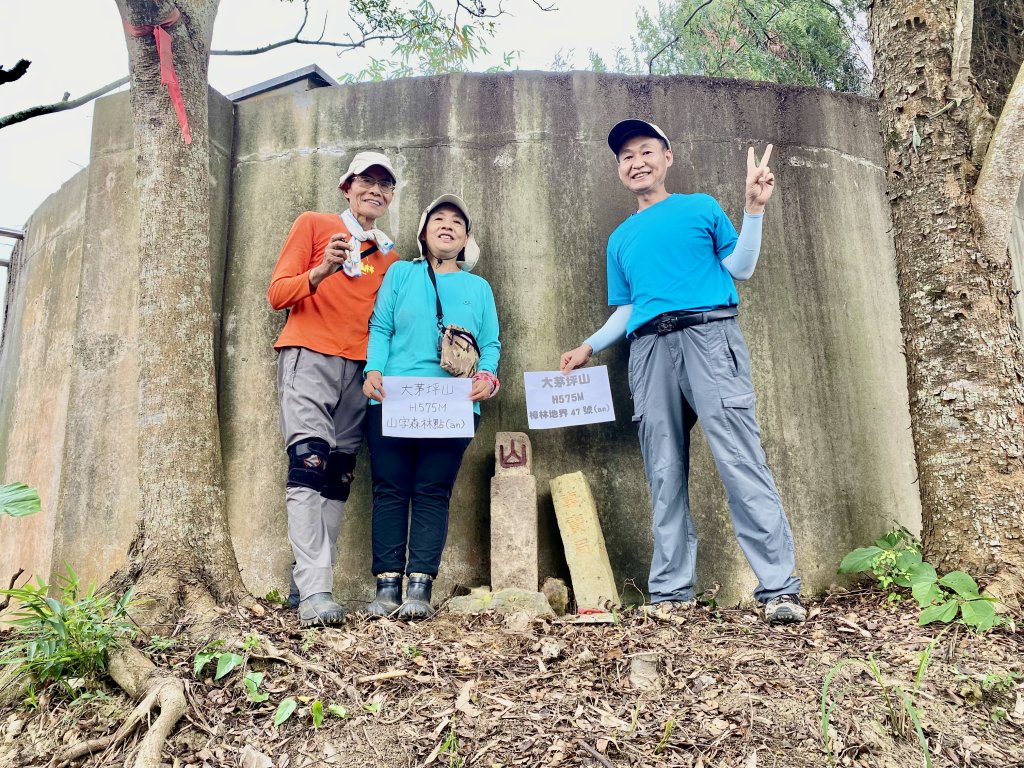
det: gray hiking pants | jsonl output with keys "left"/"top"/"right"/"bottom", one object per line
{"left": 627, "top": 318, "right": 800, "bottom": 603}
{"left": 278, "top": 347, "right": 367, "bottom": 599}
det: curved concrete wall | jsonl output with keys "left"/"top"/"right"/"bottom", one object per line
{"left": 2, "top": 72, "right": 921, "bottom": 607}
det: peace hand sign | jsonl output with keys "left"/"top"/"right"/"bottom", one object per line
{"left": 745, "top": 144, "right": 775, "bottom": 214}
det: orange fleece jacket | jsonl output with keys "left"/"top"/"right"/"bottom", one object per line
{"left": 269, "top": 211, "right": 399, "bottom": 360}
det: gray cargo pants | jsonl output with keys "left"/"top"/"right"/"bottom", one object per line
{"left": 278, "top": 346, "right": 368, "bottom": 599}
{"left": 627, "top": 318, "right": 800, "bottom": 603}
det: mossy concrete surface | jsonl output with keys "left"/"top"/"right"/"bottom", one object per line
{"left": 2, "top": 73, "right": 921, "bottom": 608}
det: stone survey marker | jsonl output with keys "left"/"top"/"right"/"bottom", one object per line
{"left": 490, "top": 432, "right": 538, "bottom": 591}
{"left": 550, "top": 471, "right": 620, "bottom": 611}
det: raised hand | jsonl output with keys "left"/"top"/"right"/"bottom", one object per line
{"left": 745, "top": 144, "right": 775, "bottom": 214}
{"left": 309, "top": 232, "right": 352, "bottom": 289}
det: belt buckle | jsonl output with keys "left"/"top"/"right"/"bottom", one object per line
{"left": 655, "top": 316, "right": 676, "bottom": 335}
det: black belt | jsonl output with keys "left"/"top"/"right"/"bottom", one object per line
{"left": 629, "top": 307, "right": 739, "bottom": 340}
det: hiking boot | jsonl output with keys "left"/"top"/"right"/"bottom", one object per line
{"left": 398, "top": 573, "right": 434, "bottom": 620}
{"left": 764, "top": 594, "right": 807, "bottom": 625}
{"left": 298, "top": 592, "right": 347, "bottom": 628}
{"left": 366, "top": 573, "right": 403, "bottom": 618}
{"left": 286, "top": 566, "right": 300, "bottom": 609}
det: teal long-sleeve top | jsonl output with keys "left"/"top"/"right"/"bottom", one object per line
{"left": 366, "top": 259, "right": 501, "bottom": 413}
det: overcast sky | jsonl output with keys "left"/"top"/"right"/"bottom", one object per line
{"left": 0, "top": 0, "right": 652, "bottom": 243}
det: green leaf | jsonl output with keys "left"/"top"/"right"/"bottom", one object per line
{"left": 274, "top": 698, "right": 298, "bottom": 726}
{"left": 919, "top": 600, "right": 958, "bottom": 625}
{"left": 311, "top": 699, "right": 324, "bottom": 728}
{"left": 907, "top": 562, "right": 938, "bottom": 586}
{"left": 938, "top": 571, "right": 980, "bottom": 599}
{"left": 960, "top": 599, "right": 997, "bottom": 632}
{"left": 911, "top": 582, "right": 944, "bottom": 609}
{"left": 193, "top": 651, "right": 217, "bottom": 678}
{"left": 328, "top": 704, "right": 348, "bottom": 718}
{"left": 215, "top": 652, "right": 243, "bottom": 680}
{"left": 362, "top": 701, "right": 381, "bottom": 714}
{"left": 0, "top": 482, "right": 41, "bottom": 518}
{"left": 875, "top": 531, "right": 902, "bottom": 549}
{"left": 243, "top": 671, "right": 270, "bottom": 703}
{"left": 838, "top": 547, "right": 883, "bottom": 574}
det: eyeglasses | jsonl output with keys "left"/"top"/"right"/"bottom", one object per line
{"left": 353, "top": 174, "right": 396, "bottom": 192}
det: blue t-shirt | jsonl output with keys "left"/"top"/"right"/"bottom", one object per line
{"left": 607, "top": 193, "right": 740, "bottom": 334}
{"left": 366, "top": 260, "right": 501, "bottom": 413}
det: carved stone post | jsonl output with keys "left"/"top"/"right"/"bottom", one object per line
{"left": 490, "top": 432, "right": 538, "bottom": 591}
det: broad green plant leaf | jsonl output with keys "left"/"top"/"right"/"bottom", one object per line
{"left": 214, "top": 652, "right": 243, "bottom": 680}
{"left": 911, "top": 582, "right": 945, "bottom": 609}
{"left": 243, "top": 671, "right": 269, "bottom": 703}
{"left": 938, "top": 571, "right": 980, "bottom": 599}
{"left": 193, "top": 651, "right": 217, "bottom": 678}
{"left": 274, "top": 698, "right": 298, "bottom": 726}
{"left": 907, "top": 562, "right": 938, "bottom": 586}
{"left": 919, "top": 600, "right": 958, "bottom": 625}
{"left": 328, "top": 703, "right": 348, "bottom": 718}
{"left": 960, "top": 599, "right": 997, "bottom": 632}
{"left": 311, "top": 699, "right": 324, "bottom": 728}
{"left": 838, "top": 547, "right": 883, "bottom": 574}
{"left": 0, "top": 482, "right": 41, "bottom": 518}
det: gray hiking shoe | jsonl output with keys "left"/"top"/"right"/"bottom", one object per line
{"left": 286, "top": 567, "right": 300, "bottom": 609}
{"left": 298, "top": 592, "right": 347, "bottom": 628}
{"left": 764, "top": 594, "right": 806, "bottom": 625}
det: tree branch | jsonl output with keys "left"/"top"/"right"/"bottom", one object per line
{"left": 649, "top": 0, "right": 716, "bottom": 74}
{"left": 0, "top": 76, "right": 128, "bottom": 130}
{"left": 974, "top": 61, "right": 1024, "bottom": 264}
{"left": 0, "top": 59, "right": 30, "bottom": 85}
{"left": 0, "top": 568, "right": 25, "bottom": 613}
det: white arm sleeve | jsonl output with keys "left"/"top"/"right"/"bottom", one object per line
{"left": 721, "top": 211, "right": 764, "bottom": 281}
{"left": 583, "top": 304, "right": 633, "bottom": 354}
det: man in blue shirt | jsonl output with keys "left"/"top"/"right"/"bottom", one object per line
{"left": 560, "top": 119, "right": 804, "bottom": 624}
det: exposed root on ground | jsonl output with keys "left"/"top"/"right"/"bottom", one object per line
{"left": 53, "top": 643, "right": 188, "bottom": 768}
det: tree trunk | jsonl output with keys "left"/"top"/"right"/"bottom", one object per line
{"left": 871, "top": 0, "right": 1024, "bottom": 582}
{"left": 114, "top": 0, "right": 245, "bottom": 619}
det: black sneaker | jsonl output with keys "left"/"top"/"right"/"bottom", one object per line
{"left": 764, "top": 594, "right": 806, "bottom": 624}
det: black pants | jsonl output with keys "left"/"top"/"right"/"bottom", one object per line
{"left": 366, "top": 406, "right": 477, "bottom": 576}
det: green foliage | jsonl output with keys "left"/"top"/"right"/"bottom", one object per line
{"left": 0, "top": 482, "right": 41, "bottom": 518}
{"left": 242, "top": 633, "right": 262, "bottom": 652}
{"left": 821, "top": 653, "right": 934, "bottom": 768}
{"left": 194, "top": 641, "right": 244, "bottom": 681}
{"left": 311, "top": 699, "right": 324, "bottom": 728}
{"left": 440, "top": 725, "right": 464, "bottom": 767}
{"left": 0, "top": 568, "right": 136, "bottom": 697}
{"left": 340, "top": 0, "right": 515, "bottom": 82}
{"left": 243, "top": 671, "right": 270, "bottom": 703}
{"left": 263, "top": 589, "right": 286, "bottom": 605}
{"left": 145, "top": 634, "right": 179, "bottom": 653}
{"left": 274, "top": 697, "right": 298, "bottom": 726}
{"left": 328, "top": 703, "right": 349, "bottom": 718}
{"left": 620, "top": 0, "right": 869, "bottom": 92}
{"left": 839, "top": 529, "right": 1000, "bottom": 633}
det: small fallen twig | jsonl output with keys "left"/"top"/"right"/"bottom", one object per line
{"left": 356, "top": 669, "right": 409, "bottom": 684}
{"left": 576, "top": 739, "right": 614, "bottom": 768}
{"left": 0, "top": 568, "right": 25, "bottom": 613}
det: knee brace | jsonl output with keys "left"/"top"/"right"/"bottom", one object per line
{"left": 322, "top": 451, "right": 357, "bottom": 501}
{"left": 287, "top": 438, "right": 331, "bottom": 492}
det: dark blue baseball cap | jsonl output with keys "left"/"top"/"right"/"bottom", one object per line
{"left": 607, "top": 119, "right": 672, "bottom": 155}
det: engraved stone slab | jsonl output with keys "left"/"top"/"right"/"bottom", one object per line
{"left": 550, "top": 471, "right": 620, "bottom": 611}
{"left": 494, "top": 431, "right": 532, "bottom": 475}
{"left": 490, "top": 474, "right": 539, "bottom": 590}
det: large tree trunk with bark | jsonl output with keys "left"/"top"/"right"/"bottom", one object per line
{"left": 871, "top": 0, "right": 1024, "bottom": 585}
{"left": 113, "top": 0, "right": 244, "bottom": 613}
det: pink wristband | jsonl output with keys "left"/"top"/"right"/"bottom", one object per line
{"left": 473, "top": 371, "right": 500, "bottom": 398}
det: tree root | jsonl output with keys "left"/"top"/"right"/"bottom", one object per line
{"left": 97, "top": 644, "right": 187, "bottom": 768}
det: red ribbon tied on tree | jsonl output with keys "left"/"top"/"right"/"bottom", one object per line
{"left": 123, "top": 7, "right": 192, "bottom": 145}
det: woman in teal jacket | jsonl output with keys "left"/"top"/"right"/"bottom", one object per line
{"left": 362, "top": 194, "right": 500, "bottom": 619}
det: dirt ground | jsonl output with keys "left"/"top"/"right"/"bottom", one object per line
{"left": 1, "top": 588, "right": 1022, "bottom": 768}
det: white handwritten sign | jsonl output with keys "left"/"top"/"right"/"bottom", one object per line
{"left": 524, "top": 366, "right": 616, "bottom": 430}
{"left": 381, "top": 376, "right": 474, "bottom": 438}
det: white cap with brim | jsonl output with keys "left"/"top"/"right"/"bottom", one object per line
{"left": 607, "top": 119, "right": 671, "bottom": 156}
{"left": 415, "top": 194, "right": 480, "bottom": 272}
{"left": 338, "top": 150, "right": 399, "bottom": 189}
